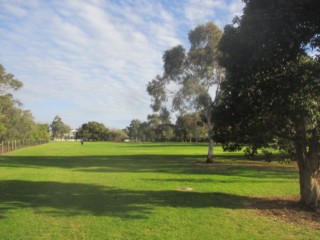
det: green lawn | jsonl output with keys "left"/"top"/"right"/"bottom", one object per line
{"left": 0, "top": 142, "right": 318, "bottom": 240}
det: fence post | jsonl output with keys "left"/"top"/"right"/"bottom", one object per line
{"left": 0, "top": 139, "right": 50, "bottom": 154}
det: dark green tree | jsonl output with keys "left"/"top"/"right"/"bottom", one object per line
{"left": 0, "top": 64, "right": 37, "bottom": 141}
{"left": 50, "top": 116, "right": 71, "bottom": 139}
{"left": 126, "top": 119, "right": 141, "bottom": 142}
{"left": 175, "top": 112, "right": 207, "bottom": 142}
{"left": 146, "top": 114, "right": 160, "bottom": 141}
{"left": 108, "top": 128, "right": 128, "bottom": 141}
{"left": 76, "top": 121, "right": 109, "bottom": 141}
{"left": 214, "top": 0, "right": 320, "bottom": 209}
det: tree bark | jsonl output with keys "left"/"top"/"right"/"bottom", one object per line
{"left": 207, "top": 138, "right": 214, "bottom": 163}
{"left": 295, "top": 116, "right": 320, "bottom": 210}
{"left": 298, "top": 164, "right": 320, "bottom": 209}
{"left": 206, "top": 117, "right": 214, "bottom": 163}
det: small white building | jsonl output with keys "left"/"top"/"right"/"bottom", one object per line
{"left": 69, "top": 129, "right": 77, "bottom": 139}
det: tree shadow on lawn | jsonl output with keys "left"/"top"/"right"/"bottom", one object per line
{"left": 117, "top": 143, "right": 209, "bottom": 148}
{"left": 0, "top": 180, "right": 303, "bottom": 220}
{"left": 0, "top": 154, "right": 297, "bottom": 179}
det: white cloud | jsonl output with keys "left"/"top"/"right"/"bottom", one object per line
{"left": 0, "top": 0, "right": 244, "bottom": 129}
{"left": 184, "top": 0, "right": 244, "bottom": 28}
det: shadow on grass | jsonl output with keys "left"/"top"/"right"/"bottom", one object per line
{"left": 0, "top": 180, "right": 299, "bottom": 220}
{"left": 143, "top": 178, "right": 294, "bottom": 184}
{"left": 116, "top": 143, "right": 209, "bottom": 148}
{"left": 0, "top": 154, "right": 297, "bottom": 179}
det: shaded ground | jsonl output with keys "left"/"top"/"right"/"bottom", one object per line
{"left": 197, "top": 161, "right": 320, "bottom": 230}
{"left": 246, "top": 195, "right": 320, "bottom": 230}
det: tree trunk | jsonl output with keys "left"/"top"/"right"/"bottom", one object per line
{"left": 295, "top": 116, "right": 320, "bottom": 210}
{"left": 206, "top": 117, "right": 214, "bottom": 163}
{"left": 298, "top": 165, "right": 320, "bottom": 209}
{"left": 207, "top": 138, "right": 214, "bottom": 163}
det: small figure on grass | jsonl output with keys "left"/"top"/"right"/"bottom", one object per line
{"left": 81, "top": 139, "right": 84, "bottom": 145}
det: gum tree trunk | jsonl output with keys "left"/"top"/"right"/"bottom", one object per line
{"left": 206, "top": 120, "right": 214, "bottom": 163}
{"left": 207, "top": 137, "right": 214, "bottom": 163}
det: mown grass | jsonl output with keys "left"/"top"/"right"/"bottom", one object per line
{"left": 0, "top": 142, "right": 318, "bottom": 240}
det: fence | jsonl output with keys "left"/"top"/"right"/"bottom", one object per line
{"left": 0, "top": 139, "right": 49, "bottom": 155}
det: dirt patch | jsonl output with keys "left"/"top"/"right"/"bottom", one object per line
{"left": 195, "top": 161, "right": 236, "bottom": 167}
{"left": 177, "top": 187, "right": 194, "bottom": 191}
{"left": 246, "top": 195, "right": 320, "bottom": 230}
{"left": 195, "top": 160, "right": 298, "bottom": 170}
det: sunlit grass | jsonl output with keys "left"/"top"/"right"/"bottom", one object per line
{"left": 0, "top": 142, "right": 317, "bottom": 240}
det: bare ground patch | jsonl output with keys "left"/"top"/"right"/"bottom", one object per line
{"left": 195, "top": 160, "right": 298, "bottom": 169}
{"left": 246, "top": 195, "right": 320, "bottom": 230}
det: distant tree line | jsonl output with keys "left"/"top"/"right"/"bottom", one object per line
{"left": 126, "top": 111, "right": 208, "bottom": 143}
{"left": 76, "top": 121, "right": 127, "bottom": 141}
{"left": 51, "top": 111, "right": 209, "bottom": 143}
{"left": 50, "top": 117, "right": 128, "bottom": 142}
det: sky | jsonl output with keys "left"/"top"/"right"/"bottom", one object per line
{"left": 0, "top": 0, "right": 244, "bottom": 129}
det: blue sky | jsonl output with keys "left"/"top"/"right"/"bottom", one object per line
{"left": 0, "top": 0, "right": 244, "bottom": 129}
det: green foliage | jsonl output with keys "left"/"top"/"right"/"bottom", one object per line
{"left": 126, "top": 119, "right": 142, "bottom": 142}
{"left": 175, "top": 112, "right": 207, "bottom": 142}
{"left": 0, "top": 64, "right": 22, "bottom": 94}
{"left": 126, "top": 113, "right": 175, "bottom": 142}
{"left": 147, "top": 22, "right": 223, "bottom": 114}
{"left": 76, "top": 121, "right": 109, "bottom": 141}
{"left": 147, "top": 22, "right": 224, "bottom": 160}
{"left": 50, "top": 116, "right": 71, "bottom": 139}
{"left": 32, "top": 123, "right": 50, "bottom": 140}
{"left": 215, "top": 0, "right": 320, "bottom": 209}
{"left": 215, "top": 0, "right": 320, "bottom": 152}
{"left": 0, "top": 95, "right": 49, "bottom": 142}
{"left": 108, "top": 128, "right": 128, "bottom": 141}
{"left": 0, "top": 66, "right": 39, "bottom": 141}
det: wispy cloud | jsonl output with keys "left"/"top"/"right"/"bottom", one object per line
{"left": 184, "top": 0, "right": 244, "bottom": 28}
{"left": 0, "top": 0, "right": 244, "bottom": 129}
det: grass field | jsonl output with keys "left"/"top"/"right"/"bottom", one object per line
{"left": 0, "top": 142, "right": 318, "bottom": 240}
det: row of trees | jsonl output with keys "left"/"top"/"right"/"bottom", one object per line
{"left": 52, "top": 112, "right": 208, "bottom": 143}
{"left": 50, "top": 117, "right": 128, "bottom": 142}
{"left": 126, "top": 111, "right": 207, "bottom": 143}
{"left": 76, "top": 121, "right": 127, "bottom": 141}
{"left": 0, "top": 64, "right": 50, "bottom": 142}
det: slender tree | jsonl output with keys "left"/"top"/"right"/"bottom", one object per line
{"left": 127, "top": 119, "right": 142, "bottom": 142}
{"left": 147, "top": 22, "right": 224, "bottom": 162}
